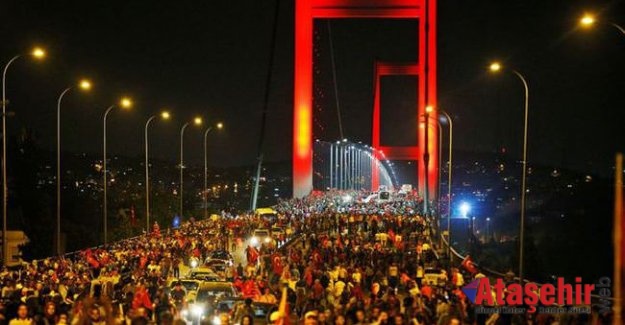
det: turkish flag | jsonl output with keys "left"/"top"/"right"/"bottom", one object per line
{"left": 461, "top": 255, "right": 478, "bottom": 275}
{"left": 242, "top": 280, "right": 258, "bottom": 298}
{"left": 85, "top": 250, "right": 100, "bottom": 269}
{"left": 247, "top": 246, "right": 259, "bottom": 264}
{"left": 272, "top": 254, "right": 283, "bottom": 275}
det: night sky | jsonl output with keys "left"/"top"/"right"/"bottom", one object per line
{"left": 1, "top": 0, "right": 624, "bottom": 176}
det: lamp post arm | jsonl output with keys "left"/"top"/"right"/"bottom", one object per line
{"left": 611, "top": 22, "right": 625, "bottom": 36}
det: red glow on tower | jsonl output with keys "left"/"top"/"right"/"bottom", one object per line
{"left": 294, "top": 0, "right": 438, "bottom": 199}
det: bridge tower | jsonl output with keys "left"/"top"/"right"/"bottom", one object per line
{"left": 293, "top": 0, "right": 438, "bottom": 200}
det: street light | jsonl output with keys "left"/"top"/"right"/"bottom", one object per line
{"left": 578, "top": 13, "right": 625, "bottom": 36}
{"left": 56, "top": 79, "right": 91, "bottom": 255}
{"left": 459, "top": 202, "right": 471, "bottom": 218}
{"left": 203, "top": 122, "right": 224, "bottom": 219}
{"left": 489, "top": 61, "right": 529, "bottom": 284}
{"left": 489, "top": 62, "right": 501, "bottom": 72}
{"left": 102, "top": 97, "right": 132, "bottom": 245}
{"left": 179, "top": 117, "right": 202, "bottom": 219}
{"left": 144, "top": 110, "right": 171, "bottom": 232}
{"left": 423, "top": 105, "right": 434, "bottom": 216}
{"left": 32, "top": 47, "right": 46, "bottom": 59}
{"left": 2, "top": 46, "right": 46, "bottom": 263}
{"left": 438, "top": 110, "right": 454, "bottom": 260}
{"left": 580, "top": 14, "right": 596, "bottom": 28}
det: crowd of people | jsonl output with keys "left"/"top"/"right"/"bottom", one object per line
{"left": 0, "top": 191, "right": 609, "bottom": 324}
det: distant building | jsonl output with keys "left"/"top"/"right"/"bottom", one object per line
{"left": 1, "top": 231, "right": 29, "bottom": 266}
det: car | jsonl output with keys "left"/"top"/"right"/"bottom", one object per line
{"left": 423, "top": 267, "right": 447, "bottom": 286}
{"left": 231, "top": 301, "right": 278, "bottom": 325}
{"left": 204, "top": 250, "right": 234, "bottom": 266}
{"left": 202, "top": 297, "right": 245, "bottom": 324}
{"left": 377, "top": 191, "right": 391, "bottom": 203}
{"left": 168, "top": 278, "right": 201, "bottom": 293}
{"left": 181, "top": 282, "right": 239, "bottom": 323}
{"left": 196, "top": 282, "right": 238, "bottom": 301}
{"left": 168, "top": 279, "right": 201, "bottom": 304}
{"left": 204, "top": 260, "right": 228, "bottom": 280}
{"left": 188, "top": 267, "right": 221, "bottom": 281}
{"left": 250, "top": 228, "right": 272, "bottom": 247}
{"left": 256, "top": 208, "right": 278, "bottom": 222}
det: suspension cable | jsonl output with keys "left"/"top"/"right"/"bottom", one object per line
{"left": 327, "top": 20, "right": 344, "bottom": 140}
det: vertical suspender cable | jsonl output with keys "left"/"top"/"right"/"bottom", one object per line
{"left": 327, "top": 21, "right": 344, "bottom": 140}
{"left": 251, "top": 0, "right": 281, "bottom": 211}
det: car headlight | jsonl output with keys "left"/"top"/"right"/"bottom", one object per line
{"left": 192, "top": 304, "right": 204, "bottom": 316}
{"left": 251, "top": 237, "right": 259, "bottom": 245}
{"left": 264, "top": 237, "right": 271, "bottom": 243}
{"left": 190, "top": 259, "right": 198, "bottom": 268}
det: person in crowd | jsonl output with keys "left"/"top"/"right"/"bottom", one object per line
{"left": 9, "top": 303, "right": 33, "bottom": 325}
{"left": 0, "top": 191, "right": 587, "bottom": 325}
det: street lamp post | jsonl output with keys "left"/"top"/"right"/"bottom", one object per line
{"left": 144, "top": 111, "right": 170, "bottom": 232}
{"left": 102, "top": 97, "right": 132, "bottom": 246}
{"left": 203, "top": 122, "right": 223, "bottom": 220}
{"left": 329, "top": 143, "right": 334, "bottom": 189}
{"left": 423, "top": 106, "right": 433, "bottom": 216}
{"left": 56, "top": 79, "right": 91, "bottom": 255}
{"left": 179, "top": 117, "right": 202, "bottom": 219}
{"left": 436, "top": 120, "right": 443, "bottom": 250}
{"left": 490, "top": 62, "right": 529, "bottom": 284}
{"left": 439, "top": 110, "right": 454, "bottom": 260}
{"left": 2, "top": 47, "right": 45, "bottom": 263}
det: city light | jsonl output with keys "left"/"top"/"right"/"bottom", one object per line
{"left": 79, "top": 79, "right": 92, "bottom": 91}
{"left": 194, "top": 116, "right": 203, "bottom": 125}
{"left": 217, "top": 122, "right": 224, "bottom": 129}
{"left": 425, "top": 105, "right": 434, "bottom": 113}
{"left": 489, "top": 62, "right": 502, "bottom": 72}
{"left": 579, "top": 14, "right": 595, "bottom": 28}
{"left": 31, "top": 47, "right": 46, "bottom": 59}
{"left": 161, "top": 111, "right": 171, "bottom": 120}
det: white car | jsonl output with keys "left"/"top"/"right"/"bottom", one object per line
{"left": 250, "top": 228, "right": 272, "bottom": 247}
{"left": 204, "top": 250, "right": 234, "bottom": 266}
